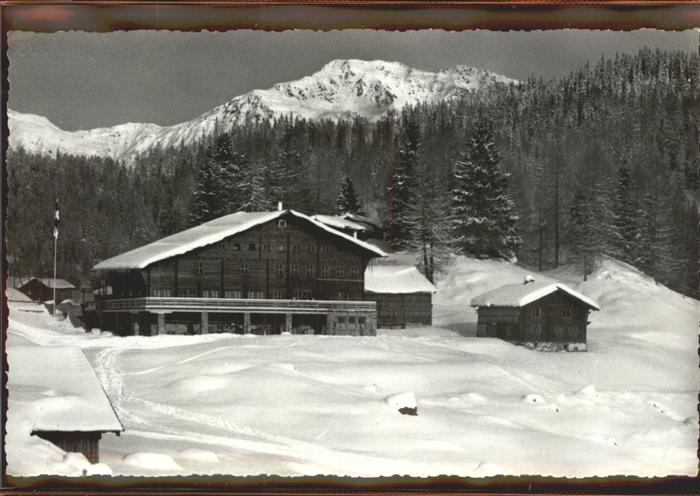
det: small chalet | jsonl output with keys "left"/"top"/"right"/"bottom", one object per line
{"left": 470, "top": 278, "right": 599, "bottom": 351}
{"left": 364, "top": 260, "right": 436, "bottom": 328}
{"left": 90, "top": 208, "right": 386, "bottom": 336}
{"left": 8, "top": 346, "right": 123, "bottom": 463}
{"left": 18, "top": 277, "right": 76, "bottom": 303}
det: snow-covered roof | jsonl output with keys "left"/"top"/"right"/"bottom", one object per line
{"left": 364, "top": 261, "right": 436, "bottom": 294}
{"left": 341, "top": 213, "right": 382, "bottom": 229}
{"left": 22, "top": 278, "right": 75, "bottom": 289}
{"left": 8, "top": 346, "right": 124, "bottom": 433}
{"left": 470, "top": 281, "right": 600, "bottom": 310}
{"left": 6, "top": 287, "right": 33, "bottom": 302}
{"left": 93, "top": 209, "right": 386, "bottom": 271}
{"left": 311, "top": 214, "right": 368, "bottom": 232}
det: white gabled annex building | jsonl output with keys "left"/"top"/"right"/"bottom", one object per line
{"left": 364, "top": 259, "right": 436, "bottom": 328}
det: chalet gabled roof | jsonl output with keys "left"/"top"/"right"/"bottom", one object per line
{"left": 341, "top": 213, "right": 382, "bottom": 230}
{"left": 20, "top": 277, "right": 75, "bottom": 289}
{"left": 364, "top": 260, "right": 436, "bottom": 294}
{"left": 93, "top": 209, "right": 386, "bottom": 271}
{"left": 470, "top": 281, "right": 600, "bottom": 310}
{"left": 8, "top": 346, "right": 124, "bottom": 433}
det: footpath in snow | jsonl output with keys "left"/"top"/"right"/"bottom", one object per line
{"left": 5, "top": 257, "right": 699, "bottom": 477}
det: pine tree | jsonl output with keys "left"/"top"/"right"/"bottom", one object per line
{"left": 408, "top": 164, "right": 451, "bottom": 283}
{"left": 336, "top": 176, "right": 364, "bottom": 215}
{"left": 277, "top": 148, "right": 313, "bottom": 213}
{"left": 239, "top": 163, "right": 272, "bottom": 212}
{"left": 636, "top": 185, "right": 677, "bottom": 284}
{"left": 222, "top": 151, "right": 246, "bottom": 213}
{"left": 568, "top": 189, "right": 598, "bottom": 280}
{"left": 385, "top": 119, "right": 420, "bottom": 250}
{"left": 450, "top": 120, "right": 520, "bottom": 259}
{"left": 189, "top": 135, "right": 234, "bottom": 224}
{"left": 190, "top": 134, "right": 249, "bottom": 224}
{"left": 612, "top": 165, "right": 638, "bottom": 264}
{"left": 189, "top": 157, "right": 225, "bottom": 225}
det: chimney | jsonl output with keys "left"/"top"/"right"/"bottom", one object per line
{"left": 524, "top": 275, "right": 535, "bottom": 285}
{"left": 353, "top": 231, "right": 358, "bottom": 239}
{"left": 277, "top": 201, "right": 283, "bottom": 211}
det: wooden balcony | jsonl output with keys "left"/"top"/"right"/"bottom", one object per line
{"left": 95, "top": 296, "right": 376, "bottom": 315}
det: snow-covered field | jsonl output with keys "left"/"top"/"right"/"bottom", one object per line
{"left": 5, "top": 257, "right": 699, "bottom": 477}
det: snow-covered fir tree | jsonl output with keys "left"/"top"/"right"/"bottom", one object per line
{"left": 277, "top": 148, "right": 313, "bottom": 213}
{"left": 407, "top": 165, "right": 451, "bottom": 283}
{"left": 385, "top": 118, "right": 420, "bottom": 250}
{"left": 189, "top": 156, "right": 226, "bottom": 225}
{"left": 612, "top": 165, "right": 638, "bottom": 264}
{"left": 336, "top": 176, "right": 364, "bottom": 215}
{"left": 190, "top": 134, "right": 245, "bottom": 225}
{"left": 239, "top": 163, "right": 272, "bottom": 212}
{"left": 568, "top": 189, "right": 599, "bottom": 280}
{"left": 450, "top": 120, "right": 519, "bottom": 259}
{"left": 636, "top": 189, "right": 675, "bottom": 283}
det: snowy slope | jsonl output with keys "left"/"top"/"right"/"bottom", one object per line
{"left": 5, "top": 256, "right": 697, "bottom": 477}
{"left": 8, "top": 59, "right": 515, "bottom": 161}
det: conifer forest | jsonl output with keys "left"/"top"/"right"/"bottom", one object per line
{"left": 6, "top": 49, "right": 699, "bottom": 297}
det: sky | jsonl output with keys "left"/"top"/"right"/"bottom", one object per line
{"left": 8, "top": 29, "right": 697, "bottom": 131}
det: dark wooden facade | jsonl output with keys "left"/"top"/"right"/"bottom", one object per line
{"left": 32, "top": 430, "right": 103, "bottom": 464}
{"left": 94, "top": 212, "right": 380, "bottom": 336}
{"left": 475, "top": 290, "right": 591, "bottom": 350}
{"left": 19, "top": 279, "right": 75, "bottom": 303}
{"left": 365, "top": 293, "right": 432, "bottom": 328}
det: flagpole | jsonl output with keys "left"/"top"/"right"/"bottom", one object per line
{"left": 53, "top": 233, "right": 57, "bottom": 317}
{"left": 52, "top": 198, "right": 59, "bottom": 318}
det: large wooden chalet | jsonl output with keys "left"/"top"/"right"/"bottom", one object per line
{"left": 470, "top": 279, "right": 600, "bottom": 351}
{"left": 91, "top": 209, "right": 386, "bottom": 336}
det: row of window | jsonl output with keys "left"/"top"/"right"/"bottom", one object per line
{"left": 214, "top": 241, "right": 332, "bottom": 254}
{"left": 530, "top": 307, "right": 572, "bottom": 318}
{"left": 336, "top": 315, "right": 367, "bottom": 325}
{"left": 150, "top": 288, "right": 342, "bottom": 299}
{"left": 194, "top": 261, "right": 361, "bottom": 278}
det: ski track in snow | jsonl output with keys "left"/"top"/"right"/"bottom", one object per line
{"left": 123, "top": 344, "right": 240, "bottom": 376}
{"left": 93, "top": 346, "right": 410, "bottom": 474}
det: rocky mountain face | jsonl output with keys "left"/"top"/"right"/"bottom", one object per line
{"left": 8, "top": 59, "right": 516, "bottom": 161}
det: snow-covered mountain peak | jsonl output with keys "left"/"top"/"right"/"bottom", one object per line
{"left": 8, "top": 59, "right": 517, "bottom": 162}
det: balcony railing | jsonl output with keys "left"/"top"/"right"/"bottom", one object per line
{"left": 96, "top": 296, "right": 376, "bottom": 314}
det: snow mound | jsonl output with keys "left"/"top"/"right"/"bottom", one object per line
{"left": 275, "top": 363, "right": 296, "bottom": 372}
{"left": 58, "top": 453, "right": 113, "bottom": 476}
{"left": 523, "top": 394, "right": 546, "bottom": 405}
{"left": 177, "top": 449, "right": 220, "bottom": 463}
{"left": 576, "top": 385, "right": 598, "bottom": 397}
{"left": 123, "top": 452, "right": 183, "bottom": 471}
{"left": 167, "top": 374, "right": 230, "bottom": 393}
{"left": 464, "top": 392, "right": 487, "bottom": 403}
{"left": 385, "top": 392, "right": 418, "bottom": 413}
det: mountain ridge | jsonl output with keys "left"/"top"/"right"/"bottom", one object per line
{"left": 8, "top": 59, "right": 517, "bottom": 161}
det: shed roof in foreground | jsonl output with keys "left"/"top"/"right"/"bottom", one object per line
{"left": 93, "top": 209, "right": 386, "bottom": 271}
{"left": 470, "top": 281, "right": 599, "bottom": 310}
{"left": 8, "top": 346, "right": 124, "bottom": 433}
{"left": 364, "top": 260, "right": 436, "bottom": 294}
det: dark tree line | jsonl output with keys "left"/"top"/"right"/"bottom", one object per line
{"left": 6, "top": 48, "right": 699, "bottom": 297}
